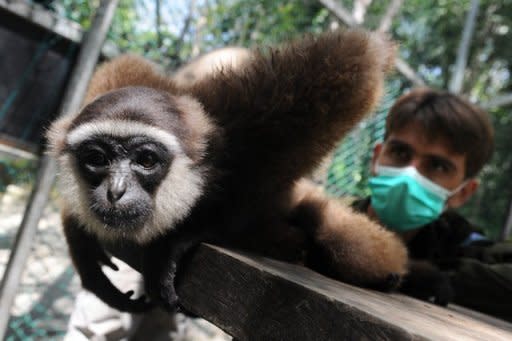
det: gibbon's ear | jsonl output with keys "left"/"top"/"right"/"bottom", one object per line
{"left": 84, "top": 54, "right": 177, "bottom": 104}
{"left": 174, "top": 94, "right": 217, "bottom": 160}
{"left": 46, "top": 114, "right": 75, "bottom": 156}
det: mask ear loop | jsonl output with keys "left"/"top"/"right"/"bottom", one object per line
{"left": 442, "top": 179, "right": 470, "bottom": 210}
{"left": 448, "top": 179, "right": 470, "bottom": 196}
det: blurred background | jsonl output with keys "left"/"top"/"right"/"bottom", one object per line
{"left": 1, "top": 0, "right": 511, "bottom": 339}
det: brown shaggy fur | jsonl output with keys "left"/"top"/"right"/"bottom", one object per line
{"left": 49, "top": 29, "right": 407, "bottom": 313}
{"left": 291, "top": 180, "right": 407, "bottom": 285}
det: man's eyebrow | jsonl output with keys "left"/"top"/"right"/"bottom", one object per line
{"left": 386, "top": 139, "right": 413, "bottom": 150}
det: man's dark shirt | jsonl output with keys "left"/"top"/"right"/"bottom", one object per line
{"left": 352, "top": 197, "right": 512, "bottom": 322}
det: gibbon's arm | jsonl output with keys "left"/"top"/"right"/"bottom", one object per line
{"left": 188, "top": 30, "right": 395, "bottom": 184}
{"left": 289, "top": 179, "right": 408, "bottom": 289}
{"left": 62, "top": 214, "right": 152, "bottom": 312}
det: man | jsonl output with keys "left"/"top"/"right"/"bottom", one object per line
{"left": 352, "top": 87, "right": 512, "bottom": 321}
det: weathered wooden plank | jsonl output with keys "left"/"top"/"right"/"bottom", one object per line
{"left": 177, "top": 244, "right": 512, "bottom": 341}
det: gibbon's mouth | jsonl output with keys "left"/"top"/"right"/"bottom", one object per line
{"left": 92, "top": 206, "right": 150, "bottom": 230}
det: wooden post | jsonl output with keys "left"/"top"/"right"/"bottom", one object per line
{"left": 0, "top": 1, "right": 119, "bottom": 338}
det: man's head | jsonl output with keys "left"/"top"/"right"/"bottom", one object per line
{"left": 369, "top": 88, "right": 494, "bottom": 232}
{"left": 382, "top": 87, "right": 493, "bottom": 178}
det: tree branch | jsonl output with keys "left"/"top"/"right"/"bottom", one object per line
{"left": 319, "top": 0, "right": 358, "bottom": 27}
{"left": 317, "top": 0, "right": 425, "bottom": 86}
{"left": 156, "top": 0, "right": 162, "bottom": 48}
{"left": 377, "top": 0, "right": 403, "bottom": 33}
{"left": 171, "top": 0, "right": 196, "bottom": 65}
{"left": 449, "top": 0, "right": 480, "bottom": 93}
{"left": 481, "top": 92, "right": 512, "bottom": 109}
{"left": 353, "top": 0, "right": 373, "bottom": 24}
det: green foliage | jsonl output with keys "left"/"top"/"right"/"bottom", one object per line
{"left": 0, "top": 158, "right": 37, "bottom": 193}
{"left": 200, "top": 0, "right": 328, "bottom": 49}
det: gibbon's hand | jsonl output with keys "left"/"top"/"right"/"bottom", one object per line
{"left": 63, "top": 217, "right": 153, "bottom": 313}
{"left": 400, "top": 260, "right": 454, "bottom": 306}
{"left": 80, "top": 243, "right": 154, "bottom": 313}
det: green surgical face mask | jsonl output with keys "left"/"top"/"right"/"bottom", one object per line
{"left": 368, "top": 165, "right": 465, "bottom": 232}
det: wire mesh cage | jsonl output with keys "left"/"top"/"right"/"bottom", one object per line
{"left": 325, "top": 81, "right": 401, "bottom": 199}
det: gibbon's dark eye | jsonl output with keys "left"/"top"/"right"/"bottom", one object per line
{"left": 83, "top": 150, "right": 108, "bottom": 168}
{"left": 136, "top": 151, "right": 159, "bottom": 169}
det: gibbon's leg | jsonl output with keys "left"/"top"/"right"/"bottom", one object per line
{"left": 188, "top": 30, "right": 395, "bottom": 189}
{"left": 62, "top": 214, "right": 153, "bottom": 312}
{"left": 289, "top": 179, "right": 408, "bottom": 289}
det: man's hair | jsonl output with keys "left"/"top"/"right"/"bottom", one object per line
{"left": 384, "top": 87, "right": 494, "bottom": 178}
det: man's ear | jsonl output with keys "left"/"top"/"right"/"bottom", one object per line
{"left": 446, "top": 179, "right": 479, "bottom": 209}
{"left": 371, "top": 143, "right": 383, "bottom": 175}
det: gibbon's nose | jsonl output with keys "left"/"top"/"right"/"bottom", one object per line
{"left": 107, "top": 174, "right": 127, "bottom": 203}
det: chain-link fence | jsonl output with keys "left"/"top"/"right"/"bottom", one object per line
{"left": 0, "top": 158, "right": 79, "bottom": 340}
{"left": 325, "top": 81, "right": 401, "bottom": 199}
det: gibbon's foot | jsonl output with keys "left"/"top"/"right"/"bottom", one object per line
{"left": 290, "top": 179, "right": 408, "bottom": 290}
{"left": 63, "top": 220, "right": 154, "bottom": 313}
{"left": 365, "top": 273, "right": 402, "bottom": 292}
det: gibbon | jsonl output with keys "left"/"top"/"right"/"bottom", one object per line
{"left": 48, "top": 29, "right": 407, "bottom": 312}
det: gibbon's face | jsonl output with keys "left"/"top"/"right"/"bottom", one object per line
{"left": 71, "top": 134, "right": 172, "bottom": 230}
{"left": 49, "top": 86, "right": 213, "bottom": 243}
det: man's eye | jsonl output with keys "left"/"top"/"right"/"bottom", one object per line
{"left": 83, "top": 151, "right": 108, "bottom": 167}
{"left": 389, "top": 147, "right": 410, "bottom": 163}
{"left": 136, "top": 152, "right": 159, "bottom": 169}
{"left": 430, "top": 160, "right": 450, "bottom": 174}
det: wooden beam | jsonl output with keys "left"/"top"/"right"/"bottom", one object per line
{"left": 177, "top": 244, "right": 512, "bottom": 341}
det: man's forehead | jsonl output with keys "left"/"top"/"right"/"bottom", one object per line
{"left": 386, "top": 122, "right": 466, "bottom": 161}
